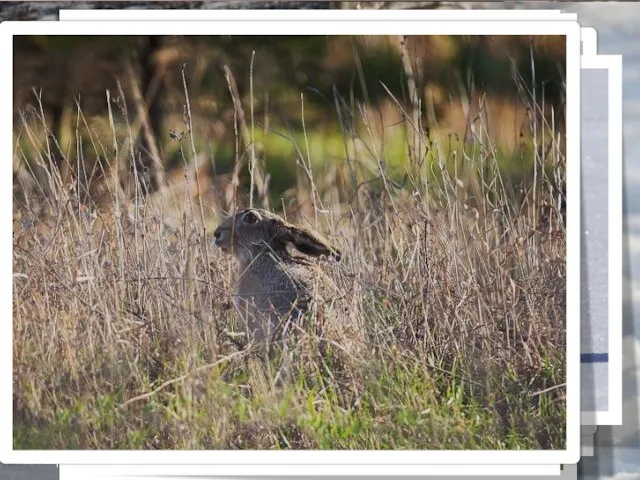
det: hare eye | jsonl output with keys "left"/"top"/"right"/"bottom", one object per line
{"left": 243, "top": 212, "right": 258, "bottom": 224}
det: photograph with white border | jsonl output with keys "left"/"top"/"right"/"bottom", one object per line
{"left": 3, "top": 18, "right": 580, "bottom": 467}
{"left": 579, "top": 53, "right": 623, "bottom": 427}
{"left": 60, "top": 11, "right": 609, "bottom": 434}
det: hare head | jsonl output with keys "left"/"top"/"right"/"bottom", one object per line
{"left": 213, "top": 208, "right": 341, "bottom": 263}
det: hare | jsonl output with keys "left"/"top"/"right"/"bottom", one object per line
{"left": 213, "top": 208, "right": 364, "bottom": 363}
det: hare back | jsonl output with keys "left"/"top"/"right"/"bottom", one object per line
{"left": 234, "top": 256, "right": 339, "bottom": 341}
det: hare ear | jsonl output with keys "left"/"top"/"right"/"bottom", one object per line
{"left": 273, "top": 222, "right": 341, "bottom": 261}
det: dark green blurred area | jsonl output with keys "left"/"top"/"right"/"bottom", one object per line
{"left": 13, "top": 34, "right": 566, "bottom": 202}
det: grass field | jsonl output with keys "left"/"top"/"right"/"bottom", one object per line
{"left": 12, "top": 41, "right": 567, "bottom": 450}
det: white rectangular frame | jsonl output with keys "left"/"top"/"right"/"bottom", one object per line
{"left": 1, "top": 18, "right": 581, "bottom": 467}
{"left": 581, "top": 27, "right": 598, "bottom": 55}
{"left": 59, "top": 464, "right": 563, "bottom": 478}
{"left": 62, "top": 9, "right": 602, "bottom": 436}
{"left": 579, "top": 54, "right": 623, "bottom": 426}
{"left": 58, "top": 9, "right": 576, "bottom": 22}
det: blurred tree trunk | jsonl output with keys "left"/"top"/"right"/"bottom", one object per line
{"left": 141, "top": 36, "right": 163, "bottom": 148}
{"left": 46, "top": 92, "right": 65, "bottom": 171}
{"left": 137, "top": 35, "right": 166, "bottom": 194}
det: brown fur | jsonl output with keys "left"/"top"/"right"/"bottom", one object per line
{"left": 213, "top": 209, "right": 365, "bottom": 386}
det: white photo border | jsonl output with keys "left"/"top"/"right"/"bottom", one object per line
{"left": 64, "top": 3, "right": 603, "bottom": 430}
{"left": 58, "top": 9, "right": 576, "bottom": 22}
{"left": 58, "top": 464, "right": 563, "bottom": 478}
{"left": 581, "top": 27, "right": 598, "bottom": 55}
{"left": 60, "top": 8, "right": 609, "bottom": 433}
{"left": 1, "top": 18, "right": 581, "bottom": 466}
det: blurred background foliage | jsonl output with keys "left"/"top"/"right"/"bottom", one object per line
{"left": 13, "top": 34, "right": 566, "bottom": 208}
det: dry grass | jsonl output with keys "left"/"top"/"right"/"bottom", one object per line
{"left": 12, "top": 46, "right": 566, "bottom": 450}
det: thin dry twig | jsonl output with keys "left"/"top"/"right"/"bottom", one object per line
{"left": 119, "top": 349, "right": 251, "bottom": 409}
